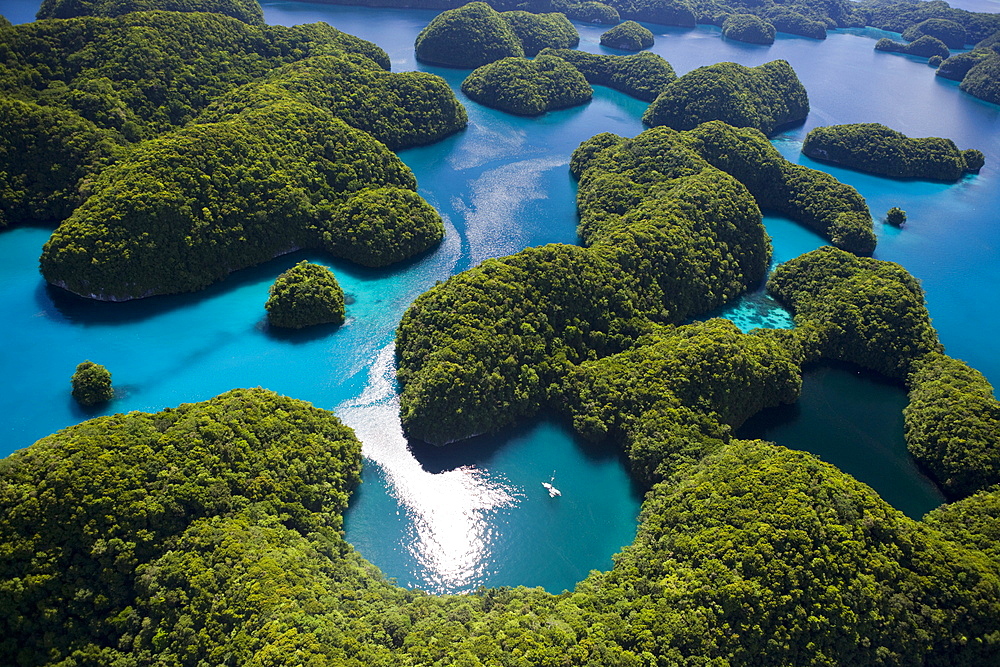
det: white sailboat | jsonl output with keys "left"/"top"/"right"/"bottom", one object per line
{"left": 541, "top": 471, "right": 561, "bottom": 498}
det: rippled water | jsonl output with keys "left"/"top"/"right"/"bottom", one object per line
{"left": 0, "top": 0, "right": 997, "bottom": 590}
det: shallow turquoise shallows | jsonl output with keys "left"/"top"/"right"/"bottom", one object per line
{"left": 1, "top": 0, "right": 997, "bottom": 592}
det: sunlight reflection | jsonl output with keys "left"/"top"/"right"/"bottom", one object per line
{"left": 337, "top": 344, "right": 521, "bottom": 593}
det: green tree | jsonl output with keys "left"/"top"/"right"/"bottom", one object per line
{"left": 266, "top": 261, "right": 346, "bottom": 329}
{"left": 70, "top": 360, "right": 113, "bottom": 406}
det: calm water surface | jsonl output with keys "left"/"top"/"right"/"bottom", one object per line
{"left": 0, "top": 0, "right": 996, "bottom": 590}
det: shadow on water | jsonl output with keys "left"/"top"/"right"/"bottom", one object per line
{"left": 737, "top": 360, "right": 946, "bottom": 518}
{"left": 33, "top": 243, "right": 446, "bottom": 327}
{"left": 409, "top": 416, "right": 645, "bottom": 500}
{"left": 261, "top": 318, "right": 342, "bottom": 344}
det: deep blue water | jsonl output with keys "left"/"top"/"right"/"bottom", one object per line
{"left": 0, "top": 0, "right": 997, "bottom": 591}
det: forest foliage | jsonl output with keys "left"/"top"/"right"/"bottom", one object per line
{"left": 722, "top": 12, "right": 776, "bottom": 44}
{"left": 266, "top": 261, "right": 346, "bottom": 329}
{"left": 2, "top": 11, "right": 463, "bottom": 299}
{"left": 642, "top": 60, "right": 810, "bottom": 137}
{"left": 876, "top": 34, "right": 952, "bottom": 59}
{"left": 599, "top": 20, "right": 654, "bottom": 50}
{"left": 537, "top": 48, "right": 676, "bottom": 101}
{"left": 70, "top": 360, "right": 113, "bottom": 406}
{"left": 802, "top": 123, "right": 984, "bottom": 181}
{"left": 461, "top": 54, "right": 592, "bottom": 114}
{"left": 35, "top": 0, "right": 265, "bottom": 24}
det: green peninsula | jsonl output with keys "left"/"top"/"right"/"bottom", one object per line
{"left": 397, "top": 121, "right": 875, "bottom": 444}
{"left": 803, "top": 123, "right": 984, "bottom": 180}
{"left": 4, "top": 13, "right": 463, "bottom": 300}
{"left": 876, "top": 34, "right": 951, "bottom": 59}
{"left": 643, "top": 60, "right": 810, "bottom": 136}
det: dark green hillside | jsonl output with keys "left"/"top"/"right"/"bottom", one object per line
{"left": 266, "top": 261, "right": 346, "bottom": 329}
{"left": 36, "top": 0, "right": 265, "bottom": 24}
{"left": 5, "top": 388, "right": 1000, "bottom": 665}
{"left": 643, "top": 60, "right": 809, "bottom": 137}
{"left": 562, "top": 319, "right": 801, "bottom": 481}
{"left": 461, "top": 55, "right": 592, "bottom": 115}
{"left": 683, "top": 121, "right": 876, "bottom": 254}
{"left": 599, "top": 20, "right": 654, "bottom": 50}
{"left": 199, "top": 55, "right": 467, "bottom": 150}
{"left": 500, "top": 9, "right": 579, "bottom": 55}
{"left": 39, "top": 101, "right": 432, "bottom": 299}
{"left": 802, "top": 123, "right": 983, "bottom": 180}
{"left": 398, "top": 126, "right": 772, "bottom": 444}
{"left": 862, "top": 0, "right": 1000, "bottom": 43}
{"left": 876, "top": 34, "right": 951, "bottom": 59}
{"left": 906, "top": 353, "right": 1000, "bottom": 498}
{"left": 722, "top": 12, "right": 776, "bottom": 44}
{"left": 903, "top": 17, "right": 968, "bottom": 47}
{"left": 555, "top": 0, "right": 620, "bottom": 23}
{"left": 538, "top": 48, "right": 676, "bottom": 100}
{"left": 0, "top": 12, "right": 408, "bottom": 229}
{"left": 0, "top": 98, "right": 120, "bottom": 227}
{"left": 414, "top": 2, "right": 524, "bottom": 67}
{"left": 0, "top": 388, "right": 367, "bottom": 666}
{"left": 768, "top": 246, "right": 942, "bottom": 379}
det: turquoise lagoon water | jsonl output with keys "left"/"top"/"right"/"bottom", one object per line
{"left": 1, "top": 0, "right": 998, "bottom": 591}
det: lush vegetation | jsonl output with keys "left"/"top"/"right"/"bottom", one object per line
{"left": 4, "top": 12, "right": 462, "bottom": 298}
{"left": 903, "top": 17, "right": 968, "bottom": 48}
{"left": 887, "top": 206, "right": 907, "bottom": 226}
{"left": 500, "top": 10, "right": 579, "bottom": 56}
{"left": 905, "top": 353, "right": 1000, "bottom": 499}
{"left": 599, "top": 20, "right": 654, "bottom": 50}
{"left": 643, "top": 60, "right": 810, "bottom": 136}
{"left": 266, "top": 261, "right": 346, "bottom": 329}
{"left": 0, "top": 98, "right": 121, "bottom": 227}
{"left": 70, "top": 360, "right": 113, "bottom": 406}
{"left": 768, "top": 246, "right": 942, "bottom": 378}
{"left": 861, "top": 0, "right": 1000, "bottom": 43}
{"left": 876, "top": 35, "right": 951, "bottom": 59}
{"left": 684, "top": 121, "right": 876, "bottom": 254}
{"left": 414, "top": 2, "right": 525, "bottom": 67}
{"left": 937, "top": 31, "right": 1000, "bottom": 106}
{"left": 198, "top": 55, "right": 468, "bottom": 151}
{"left": 0, "top": 388, "right": 369, "bottom": 666}
{"left": 461, "top": 55, "right": 592, "bottom": 115}
{"left": 0, "top": 11, "right": 463, "bottom": 234}
{"left": 538, "top": 48, "right": 676, "bottom": 101}
{"left": 7, "top": 386, "right": 1000, "bottom": 665}
{"left": 398, "top": 125, "right": 773, "bottom": 443}
{"left": 317, "top": 186, "right": 445, "bottom": 267}
{"left": 763, "top": 6, "right": 827, "bottom": 39}
{"left": 553, "top": 0, "right": 620, "bottom": 23}
{"left": 38, "top": 101, "right": 433, "bottom": 299}
{"left": 925, "top": 485, "right": 1000, "bottom": 560}
{"left": 36, "top": 0, "right": 265, "bottom": 24}
{"left": 561, "top": 319, "right": 802, "bottom": 482}
{"left": 722, "top": 13, "right": 776, "bottom": 45}
{"left": 802, "top": 123, "right": 985, "bottom": 181}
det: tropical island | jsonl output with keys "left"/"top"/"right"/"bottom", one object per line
{"left": 461, "top": 55, "right": 593, "bottom": 115}
{"left": 0, "top": 12, "right": 464, "bottom": 299}
{"left": 802, "top": 123, "right": 985, "bottom": 180}
{"left": 642, "top": 60, "right": 810, "bottom": 136}
{"left": 3, "top": 0, "right": 1000, "bottom": 665}
{"left": 599, "top": 20, "right": 654, "bottom": 50}
{"left": 265, "top": 261, "right": 346, "bottom": 329}
{"left": 536, "top": 48, "right": 676, "bottom": 100}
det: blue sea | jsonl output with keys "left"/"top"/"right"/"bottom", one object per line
{"left": 0, "top": 0, "right": 997, "bottom": 593}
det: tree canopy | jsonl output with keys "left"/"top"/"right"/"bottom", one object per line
{"left": 461, "top": 55, "right": 592, "bottom": 115}
{"left": 643, "top": 60, "right": 810, "bottom": 137}
{"left": 266, "top": 261, "right": 346, "bottom": 329}
{"left": 802, "top": 123, "right": 984, "bottom": 181}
